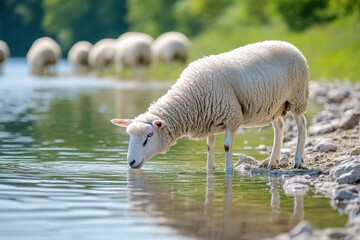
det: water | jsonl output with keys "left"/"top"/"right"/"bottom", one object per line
{"left": 0, "top": 59, "right": 347, "bottom": 240}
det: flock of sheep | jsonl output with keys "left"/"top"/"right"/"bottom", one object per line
{"left": 0, "top": 31, "right": 190, "bottom": 77}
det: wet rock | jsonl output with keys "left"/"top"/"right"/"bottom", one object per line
{"left": 321, "top": 228, "right": 347, "bottom": 240}
{"left": 236, "top": 154, "right": 258, "bottom": 165}
{"left": 283, "top": 175, "right": 312, "bottom": 195}
{"left": 339, "top": 110, "right": 360, "bottom": 130}
{"left": 349, "top": 146, "right": 360, "bottom": 156}
{"left": 313, "top": 181, "right": 338, "bottom": 196}
{"left": 330, "top": 156, "right": 360, "bottom": 184}
{"left": 250, "top": 167, "right": 269, "bottom": 176}
{"left": 333, "top": 188, "right": 358, "bottom": 202}
{"left": 314, "top": 139, "right": 337, "bottom": 153}
{"left": 289, "top": 221, "right": 314, "bottom": 239}
{"left": 234, "top": 163, "right": 253, "bottom": 175}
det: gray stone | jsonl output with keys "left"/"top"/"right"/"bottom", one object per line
{"left": 314, "top": 139, "right": 337, "bottom": 153}
{"left": 333, "top": 188, "right": 358, "bottom": 201}
{"left": 289, "top": 221, "right": 314, "bottom": 239}
{"left": 340, "top": 110, "right": 360, "bottom": 130}
{"left": 236, "top": 153, "right": 258, "bottom": 165}
{"left": 329, "top": 157, "right": 360, "bottom": 184}
{"left": 350, "top": 147, "right": 360, "bottom": 156}
{"left": 309, "top": 123, "right": 337, "bottom": 135}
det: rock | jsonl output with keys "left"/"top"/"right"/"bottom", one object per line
{"left": 333, "top": 188, "right": 358, "bottom": 202}
{"left": 308, "top": 122, "right": 339, "bottom": 135}
{"left": 234, "top": 163, "right": 254, "bottom": 174}
{"left": 327, "top": 89, "right": 351, "bottom": 104}
{"left": 258, "top": 158, "right": 269, "bottom": 168}
{"left": 314, "top": 139, "right": 337, "bottom": 153}
{"left": 283, "top": 175, "right": 312, "bottom": 195}
{"left": 329, "top": 156, "right": 360, "bottom": 184}
{"left": 235, "top": 154, "right": 258, "bottom": 165}
{"left": 339, "top": 110, "right": 360, "bottom": 130}
{"left": 350, "top": 146, "right": 360, "bottom": 156}
{"left": 289, "top": 221, "right": 314, "bottom": 239}
{"left": 279, "top": 154, "right": 289, "bottom": 168}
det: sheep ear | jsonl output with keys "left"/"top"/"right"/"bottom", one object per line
{"left": 111, "top": 119, "right": 133, "bottom": 128}
{"left": 153, "top": 120, "right": 165, "bottom": 131}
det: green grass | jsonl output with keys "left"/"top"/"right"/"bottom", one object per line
{"left": 189, "top": 16, "right": 360, "bottom": 82}
{"left": 108, "top": 16, "right": 360, "bottom": 82}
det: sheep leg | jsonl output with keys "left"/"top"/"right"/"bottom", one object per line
{"left": 291, "top": 112, "right": 307, "bottom": 168}
{"left": 268, "top": 117, "right": 284, "bottom": 169}
{"left": 207, "top": 135, "right": 216, "bottom": 171}
{"left": 224, "top": 128, "right": 235, "bottom": 173}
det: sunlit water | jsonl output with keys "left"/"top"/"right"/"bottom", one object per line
{"left": 0, "top": 59, "right": 347, "bottom": 240}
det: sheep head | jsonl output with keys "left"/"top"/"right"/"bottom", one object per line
{"left": 111, "top": 119, "right": 166, "bottom": 168}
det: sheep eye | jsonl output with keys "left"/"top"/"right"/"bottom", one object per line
{"left": 143, "top": 132, "right": 154, "bottom": 147}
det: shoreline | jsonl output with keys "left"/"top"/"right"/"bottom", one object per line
{"left": 235, "top": 81, "right": 360, "bottom": 239}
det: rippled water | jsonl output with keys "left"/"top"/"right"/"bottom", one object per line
{"left": 0, "top": 59, "right": 347, "bottom": 240}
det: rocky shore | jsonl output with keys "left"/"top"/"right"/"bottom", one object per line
{"left": 235, "top": 81, "right": 360, "bottom": 240}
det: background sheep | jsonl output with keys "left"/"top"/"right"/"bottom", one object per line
{"left": 114, "top": 32, "right": 154, "bottom": 78}
{"left": 111, "top": 40, "right": 309, "bottom": 172}
{"left": 0, "top": 40, "right": 10, "bottom": 74}
{"left": 152, "top": 31, "right": 190, "bottom": 64}
{"left": 67, "top": 41, "right": 93, "bottom": 73}
{"left": 26, "top": 37, "right": 61, "bottom": 75}
{"left": 88, "top": 38, "right": 116, "bottom": 72}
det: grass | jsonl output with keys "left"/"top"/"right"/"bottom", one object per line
{"left": 189, "top": 16, "right": 360, "bottom": 82}
{"left": 108, "top": 16, "right": 360, "bottom": 82}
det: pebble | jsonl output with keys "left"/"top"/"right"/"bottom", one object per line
{"left": 278, "top": 154, "right": 289, "bottom": 168}
{"left": 349, "top": 146, "right": 360, "bottom": 156}
{"left": 314, "top": 138, "right": 337, "bottom": 153}
{"left": 339, "top": 110, "right": 360, "bottom": 130}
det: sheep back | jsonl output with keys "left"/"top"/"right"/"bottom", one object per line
{"left": 0, "top": 40, "right": 10, "bottom": 64}
{"left": 68, "top": 41, "right": 93, "bottom": 69}
{"left": 152, "top": 31, "right": 190, "bottom": 64}
{"left": 26, "top": 37, "right": 61, "bottom": 75}
{"left": 88, "top": 38, "right": 116, "bottom": 69}
{"left": 147, "top": 40, "right": 309, "bottom": 141}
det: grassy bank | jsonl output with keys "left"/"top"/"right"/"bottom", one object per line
{"left": 111, "top": 16, "right": 359, "bottom": 82}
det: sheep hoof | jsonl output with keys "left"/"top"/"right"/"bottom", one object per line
{"left": 293, "top": 162, "right": 303, "bottom": 169}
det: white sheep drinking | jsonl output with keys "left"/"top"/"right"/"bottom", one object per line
{"left": 26, "top": 37, "right": 61, "bottom": 75}
{"left": 88, "top": 38, "right": 116, "bottom": 72}
{"left": 0, "top": 40, "right": 10, "bottom": 74}
{"left": 111, "top": 40, "right": 309, "bottom": 172}
{"left": 152, "top": 31, "right": 190, "bottom": 64}
{"left": 114, "top": 32, "right": 154, "bottom": 77}
{"left": 68, "top": 41, "right": 93, "bottom": 72}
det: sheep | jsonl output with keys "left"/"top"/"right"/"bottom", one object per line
{"left": 0, "top": 40, "right": 10, "bottom": 74}
{"left": 152, "top": 31, "right": 190, "bottom": 64}
{"left": 88, "top": 38, "right": 116, "bottom": 72}
{"left": 114, "top": 32, "right": 154, "bottom": 78}
{"left": 111, "top": 40, "right": 309, "bottom": 172}
{"left": 67, "top": 41, "right": 93, "bottom": 73}
{"left": 26, "top": 37, "right": 61, "bottom": 75}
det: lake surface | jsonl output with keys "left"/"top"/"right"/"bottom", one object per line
{"left": 0, "top": 59, "right": 347, "bottom": 240}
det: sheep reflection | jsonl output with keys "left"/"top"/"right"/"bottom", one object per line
{"left": 126, "top": 170, "right": 304, "bottom": 240}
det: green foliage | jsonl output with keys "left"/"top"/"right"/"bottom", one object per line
{"left": 276, "top": 0, "right": 336, "bottom": 31}
{"left": 126, "top": 0, "right": 177, "bottom": 37}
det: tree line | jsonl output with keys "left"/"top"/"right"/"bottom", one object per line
{"left": 0, "top": 0, "right": 359, "bottom": 56}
